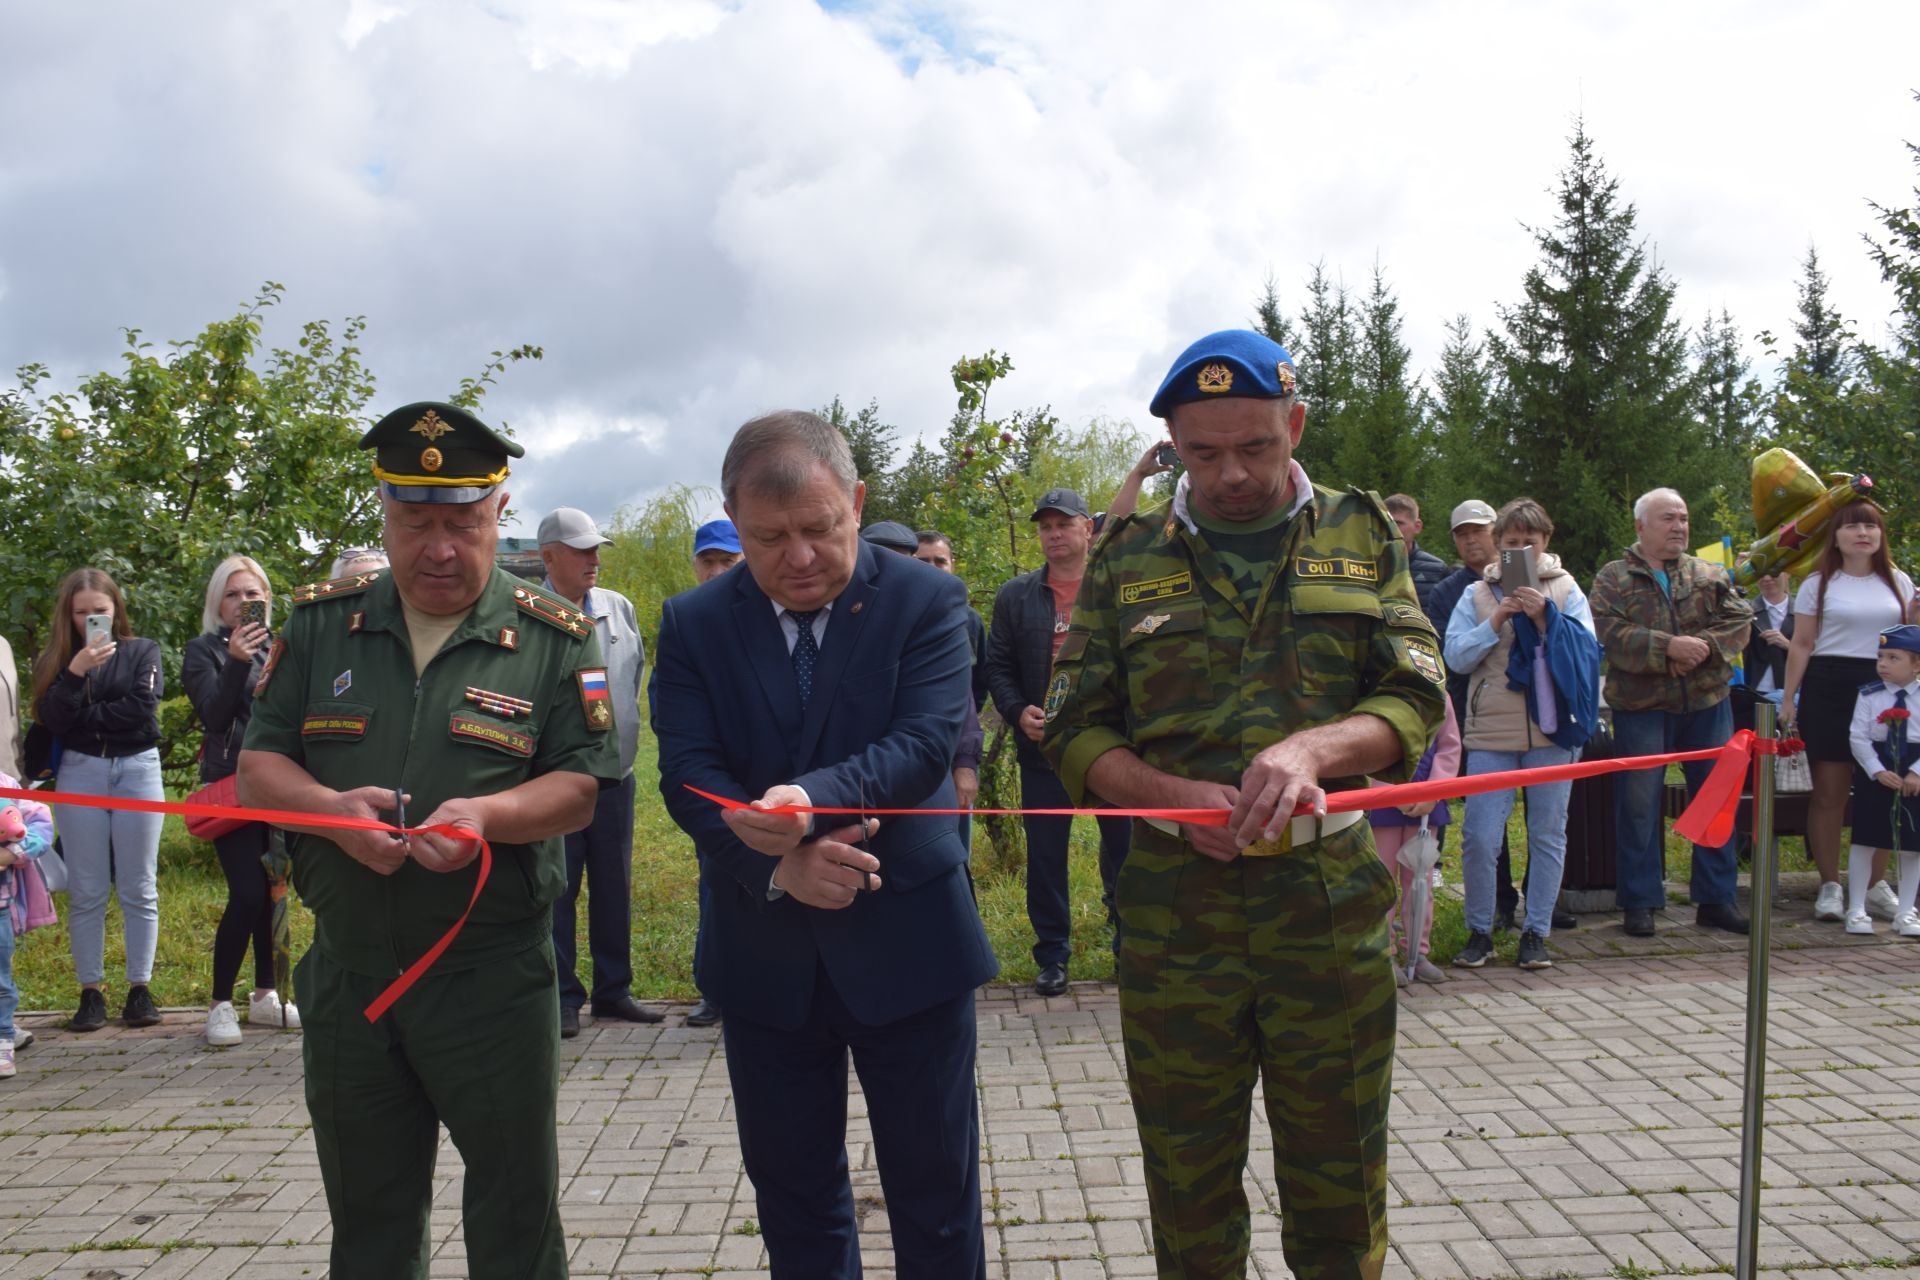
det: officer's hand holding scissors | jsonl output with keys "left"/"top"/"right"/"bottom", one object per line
{"left": 412, "top": 797, "right": 486, "bottom": 872}
{"left": 1230, "top": 739, "right": 1326, "bottom": 851}
{"left": 330, "top": 785, "right": 413, "bottom": 876}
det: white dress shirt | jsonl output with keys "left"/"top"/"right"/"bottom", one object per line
{"left": 1849, "top": 676, "right": 1920, "bottom": 779}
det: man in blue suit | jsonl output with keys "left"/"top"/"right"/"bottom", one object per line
{"left": 653, "top": 410, "right": 998, "bottom": 1279}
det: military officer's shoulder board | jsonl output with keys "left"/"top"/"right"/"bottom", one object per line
{"left": 511, "top": 582, "right": 594, "bottom": 639}
{"left": 290, "top": 571, "right": 383, "bottom": 608}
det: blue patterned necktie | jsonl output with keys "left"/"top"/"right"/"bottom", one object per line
{"left": 787, "top": 609, "right": 821, "bottom": 706}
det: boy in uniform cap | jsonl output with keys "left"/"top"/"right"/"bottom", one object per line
{"left": 1044, "top": 330, "right": 1444, "bottom": 1279}
{"left": 1844, "top": 624, "right": 1920, "bottom": 937}
{"left": 239, "top": 400, "right": 622, "bottom": 1280}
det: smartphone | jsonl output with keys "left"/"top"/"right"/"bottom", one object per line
{"left": 239, "top": 599, "right": 268, "bottom": 630}
{"left": 84, "top": 613, "right": 113, "bottom": 649}
{"left": 1155, "top": 442, "right": 1179, "bottom": 468}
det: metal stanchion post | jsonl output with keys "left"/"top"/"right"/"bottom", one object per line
{"left": 1736, "top": 702, "right": 1777, "bottom": 1280}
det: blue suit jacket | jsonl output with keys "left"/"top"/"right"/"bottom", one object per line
{"left": 652, "top": 541, "right": 998, "bottom": 1029}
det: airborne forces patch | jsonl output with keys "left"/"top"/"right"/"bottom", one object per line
{"left": 1043, "top": 670, "right": 1072, "bottom": 723}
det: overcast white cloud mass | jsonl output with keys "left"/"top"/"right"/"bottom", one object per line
{"left": 2, "top": 0, "right": 1917, "bottom": 533}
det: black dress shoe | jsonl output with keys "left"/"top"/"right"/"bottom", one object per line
{"left": 1034, "top": 964, "right": 1068, "bottom": 997}
{"left": 121, "top": 985, "right": 161, "bottom": 1028}
{"left": 559, "top": 1006, "right": 580, "bottom": 1039}
{"left": 1552, "top": 909, "right": 1579, "bottom": 931}
{"left": 70, "top": 988, "right": 107, "bottom": 1033}
{"left": 1623, "top": 908, "right": 1657, "bottom": 937}
{"left": 686, "top": 999, "right": 722, "bottom": 1029}
{"left": 1696, "top": 902, "right": 1751, "bottom": 935}
{"left": 591, "top": 994, "right": 665, "bottom": 1024}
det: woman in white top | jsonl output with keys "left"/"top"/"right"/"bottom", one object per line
{"left": 1781, "top": 501, "right": 1918, "bottom": 922}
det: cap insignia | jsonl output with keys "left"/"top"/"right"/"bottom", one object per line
{"left": 420, "top": 447, "right": 443, "bottom": 472}
{"left": 1276, "top": 362, "right": 1297, "bottom": 394}
{"left": 411, "top": 409, "right": 454, "bottom": 441}
{"left": 1197, "top": 363, "right": 1233, "bottom": 395}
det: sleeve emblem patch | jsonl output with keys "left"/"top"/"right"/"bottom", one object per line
{"left": 1405, "top": 637, "right": 1446, "bottom": 686}
{"left": 1043, "top": 669, "right": 1073, "bottom": 723}
{"left": 577, "top": 668, "right": 613, "bottom": 730}
{"left": 253, "top": 638, "right": 286, "bottom": 699}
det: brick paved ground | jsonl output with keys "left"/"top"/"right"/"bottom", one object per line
{"left": 5, "top": 887, "right": 1920, "bottom": 1279}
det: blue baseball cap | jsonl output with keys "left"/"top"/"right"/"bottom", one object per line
{"left": 1149, "top": 329, "right": 1299, "bottom": 420}
{"left": 1881, "top": 624, "right": 1920, "bottom": 655}
{"left": 693, "top": 519, "right": 740, "bottom": 555}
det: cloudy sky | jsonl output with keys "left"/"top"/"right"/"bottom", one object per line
{"left": 3, "top": 0, "right": 1917, "bottom": 536}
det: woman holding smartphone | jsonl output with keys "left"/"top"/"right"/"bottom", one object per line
{"left": 182, "top": 555, "right": 298, "bottom": 1045}
{"left": 30, "top": 568, "right": 166, "bottom": 1032}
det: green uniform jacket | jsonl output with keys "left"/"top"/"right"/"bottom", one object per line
{"left": 244, "top": 567, "right": 622, "bottom": 979}
{"left": 1042, "top": 484, "right": 1447, "bottom": 806}
{"left": 1590, "top": 545, "right": 1753, "bottom": 714}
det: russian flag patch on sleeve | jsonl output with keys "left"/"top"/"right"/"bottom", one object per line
{"left": 576, "top": 668, "right": 612, "bottom": 730}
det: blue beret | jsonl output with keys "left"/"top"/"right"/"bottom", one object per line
{"left": 1881, "top": 624, "right": 1920, "bottom": 655}
{"left": 1149, "top": 329, "right": 1299, "bottom": 420}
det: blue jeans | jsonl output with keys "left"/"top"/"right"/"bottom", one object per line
{"left": 54, "top": 748, "right": 164, "bottom": 986}
{"left": 0, "top": 892, "right": 17, "bottom": 1042}
{"left": 1462, "top": 745, "right": 1577, "bottom": 937}
{"left": 553, "top": 772, "right": 636, "bottom": 1009}
{"left": 1612, "top": 699, "right": 1738, "bottom": 909}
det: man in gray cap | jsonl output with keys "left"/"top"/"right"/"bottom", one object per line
{"left": 539, "top": 507, "right": 660, "bottom": 1035}
{"left": 985, "top": 488, "right": 1132, "bottom": 995}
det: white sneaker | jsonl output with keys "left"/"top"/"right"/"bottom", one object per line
{"left": 1868, "top": 880, "right": 1901, "bottom": 921}
{"left": 0, "top": 1040, "right": 14, "bottom": 1078}
{"left": 249, "top": 990, "right": 300, "bottom": 1029}
{"left": 1845, "top": 912, "right": 1876, "bottom": 936}
{"left": 1814, "top": 881, "right": 1845, "bottom": 921}
{"left": 204, "top": 1002, "right": 242, "bottom": 1047}
{"left": 1430, "top": 866, "right": 1443, "bottom": 889}
{"left": 1896, "top": 910, "right": 1920, "bottom": 939}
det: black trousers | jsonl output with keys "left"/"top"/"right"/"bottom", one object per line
{"left": 553, "top": 773, "right": 635, "bottom": 1009}
{"left": 723, "top": 967, "right": 986, "bottom": 1278}
{"left": 210, "top": 822, "right": 275, "bottom": 1002}
{"left": 1019, "top": 763, "right": 1131, "bottom": 965}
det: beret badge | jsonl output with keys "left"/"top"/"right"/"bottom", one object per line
{"left": 1196, "top": 362, "right": 1234, "bottom": 395}
{"left": 1276, "top": 362, "right": 1297, "bottom": 395}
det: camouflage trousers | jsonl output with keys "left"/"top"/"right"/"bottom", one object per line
{"left": 1117, "top": 819, "right": 1397, "bottom": 1280}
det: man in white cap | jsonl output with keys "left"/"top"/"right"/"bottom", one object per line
{"left": 539, "top": 507, "right": 660, "bottom": 1035}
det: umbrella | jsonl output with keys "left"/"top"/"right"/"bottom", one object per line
{"left": 1396, "top": 818, "right": 1441, "bottom": 984}
{"left": 261, "top": 829, "right": 293, "bottom": 1024}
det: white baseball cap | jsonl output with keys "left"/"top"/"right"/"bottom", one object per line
{"left": 1449, "top": 499, "right": 1496, "bottom": 530}
{"left": 537, "top": 507, "right": 613, "bottom": 550}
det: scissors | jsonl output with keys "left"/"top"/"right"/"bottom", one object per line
{"left": 854, "top": 781, "right": 878, "bottom": 894}
{"left": 389, "top": 786, "right": 408, "bottom": 843}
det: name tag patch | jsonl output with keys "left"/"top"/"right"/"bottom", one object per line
{"left": 302, "top": 714, "right": 367, "bottom": 738}
{"left": 1119, "top": 571, "right": 1193, "bottom": 605}
{"left": 1294, "top": 555, "right": 1378, "bottom": 584}
{"left": 451, "top": 716, "right": 535, "bottom": 756}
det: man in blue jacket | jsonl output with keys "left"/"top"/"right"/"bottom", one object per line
{"left": 653, "top": 411, "right": 997, "bottom": 1279}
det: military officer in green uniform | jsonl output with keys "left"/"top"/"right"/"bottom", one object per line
{"left": 238, "top": 401, "right": 620, "bottom": 1280}
{"left": 1042, "top": 330, "right": 1446, "bottom": 1280}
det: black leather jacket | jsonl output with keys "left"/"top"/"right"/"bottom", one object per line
{"left": 182, "top": 629, "right": 268, "bottom": 783}
{"left": 37, "top": 636, "right": 163, "bottom": 758}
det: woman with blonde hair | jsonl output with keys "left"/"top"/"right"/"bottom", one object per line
{"left": 31, "top": 568, "right": 165, "bottom": 1032}
{"left": 181, "top": 555, "right": 299, "bottom": 1045}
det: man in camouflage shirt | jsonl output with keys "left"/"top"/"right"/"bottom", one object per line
{"left": 1043, "top": 330, "right": 1446, "bottom": 1280}
{"left": 1590, "top": 486, "right": 1753, "bottom": 938}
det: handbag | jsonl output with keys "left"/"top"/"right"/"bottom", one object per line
{"left": 21, "top": 721, "right": 62, "bottom": 783}
{"left": 1775, "top": 745, "right": 1813, "bottom": 794}
{"left": 36, "top": 839, "right": 67, "bottom": 894}
{"left": 184, "top": 773, "right": 249, "bottom": 840}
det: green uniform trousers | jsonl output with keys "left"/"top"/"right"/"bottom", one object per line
{"left": 299, "top": 939, "right": 567, "bottom": 1280}
{"left": 1118, "top": 819, "right": 1397, "bottom": 1280}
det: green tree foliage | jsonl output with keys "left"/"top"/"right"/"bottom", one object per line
{"left": 1418, "top": 314, "right": 1501, "bottom": 548}
{"left": 1693, "top": 309, "right": 1766, "bottom": 543}
{"left": 1333, "top": 264, "right": 1425, "bottom": 498}
{"left": 1855, "top": 104, "right": 1920, "bottom": 560}
{"left": 597, "top": 483, "right": 718, "bottom": 656}
{"left": 1487, "top": 122, "right": 1702, "bottom": 576}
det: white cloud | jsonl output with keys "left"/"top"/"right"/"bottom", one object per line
{"left": 2, "top": 0, "right": 1918, "bottom": 539}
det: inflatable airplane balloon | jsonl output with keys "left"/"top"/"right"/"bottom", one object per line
{"left": 1734, "top": 448, "right": 1873, "bottom": 590}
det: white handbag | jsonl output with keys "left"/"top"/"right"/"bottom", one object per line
{"left": 1775, "top": 747, "right": 1813, "bottom": 794}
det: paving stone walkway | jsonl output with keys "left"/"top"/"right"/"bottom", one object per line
{"left": 5, "top": 898, "right": 1920, "bottom": 1279}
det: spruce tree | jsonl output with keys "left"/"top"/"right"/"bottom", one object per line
{"left": 1488, "top": 122, "right": 1698, "bottom": 576}
{"left": 1333, "top": 263, "right": 1423, "bottom": 498}
{"left": 1291, "top": 261, "right": 1361, "bottom": 478}
{"left": 1422, "top": 315, "right": 1504, "bottom": 528}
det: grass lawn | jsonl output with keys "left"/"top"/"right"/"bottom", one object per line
{"left": 8, "top": 743, "right": 1806, "bottom": 1013}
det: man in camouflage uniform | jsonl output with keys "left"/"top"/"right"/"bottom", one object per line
{"left": 1043, "top": 330, "right": 1445, "bottom": 1280}
{"left": 239, "top": 402, "right": 621, "bottom": 1279}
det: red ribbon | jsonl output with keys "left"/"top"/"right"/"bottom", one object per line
{"left": 0, "top": 783, "right": 486, "bottom": 1024}
{"left": 689, "top": 730, "right": 1763, "bottom": 846}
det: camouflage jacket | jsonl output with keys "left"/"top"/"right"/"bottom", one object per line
{"left": 1040, "top": 476, "right": 1447, "bottom": 809}
{"left": 1589, "top": 544, "right": 1753, "bottom": 714}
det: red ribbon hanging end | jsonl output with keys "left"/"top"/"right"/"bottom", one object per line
{"left": 1673, "top": 729, "right": 1756, "bottom": 848}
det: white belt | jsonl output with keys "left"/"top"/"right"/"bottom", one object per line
{"left": 1142, "top": 807, "right": 1364, "bottom": 852}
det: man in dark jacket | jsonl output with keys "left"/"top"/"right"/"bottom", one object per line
{"left": 914, "top": 530, "right": 990, "bottom": 850}
{"left": 1387, "top": 494, "right": 1452, "bottom": 619}
{"left": 985, "top": 489, "right": 1131, "bottom": 996}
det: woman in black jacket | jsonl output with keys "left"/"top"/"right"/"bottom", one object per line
{"left": 30, "top": 568, "right": 165, "bottom": 1032}
{"left": 182, "top": 556, "right": 298, "bottom": 1046}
